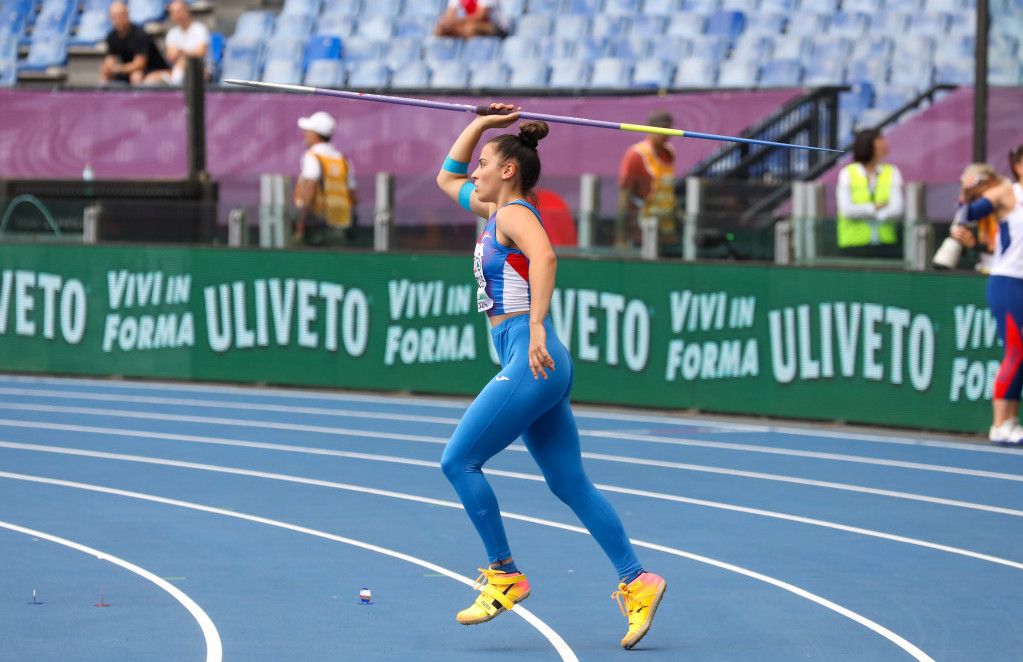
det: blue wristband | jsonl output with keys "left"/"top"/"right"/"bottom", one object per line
{"left": 442, "top": 156, "right": 469, "bottom": 175}
{"left": 967, "top": 196, "right": 995, "bottom": 221}
{"left": 458, "top": 181, "right": 476, "bottom": 212}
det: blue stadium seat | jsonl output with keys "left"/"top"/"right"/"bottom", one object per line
{"left": 673, "top": 57, "right": 716, "bottom": 86}
{"left": 553, "top": 15, "right": 590, "bottom": 39}
{"left": 854, "top": 108, "right": 892, "bottom": 132}
{"left": 127, "top": 0, "right": 163, "bottom": 24}
{"left": 547, "top": 58, "right": 590, "bottom": 87}
{"left": 315, "top": 14, "right": 357, "bottom": 39}
{"left": 19, "top": 33, "right": 67, "bottom": 69}
{"left": 274, "top": 13, "right": 315, "bottom": 39}
{"left": 401, "top": 0, "right": 444, "bottom": 17}
{"left": 828, "top": 11, "right": 870, "bottom": 36}
{"left": 811, "top": 36, "right": 851, "bottom": 61}
{"left": 361, "top": 0, "right": 402, "bottom": 18}
{"left": 423, "top": 37, "right": 462, "bottom": 63}
{"left": 500, "top": 36, "right": 541, "bottom": 61}
{"left": 892, "top": 35, "right": 936, "bottom": 63}
{"left": 221, "top": 37, "right": 263, "bottom": 80}
{"left": 719, "top": 0, "right": 757, "bottom": 11}
{"left": 934, "top": 60, "right": 973, "bottom": 84}
{"left": 207, "top": 31, "right": 225, "bottom": 80}
{"left": 631, "top": 57, "right": 673, "bottom": 87}
{"left": 926, "top": 0, "right": 963, "bottom": 8}
{"left": 589, "top": 56, "right": 632, "bottom": 88}
{"left": 261, "top": 58, "right": 303, "bottom": 84}
{"left": 501, "top": 0, "right": 527, "bottom": 13}
{"left": 563, "top": 0, "right": 603, "bottom": 13}
{"left": 666, "top": 13, "right": 706, "bottom": 39}
{"left": 800, "top": 0, "right": 839, "bottom": 10}
{"left": 0, "top": 7, "right": 30, "bottom": 42}
{"left": 571, "top": 36, "right": 605, "bottom": 60}
{"left": 945, "top": 10, "right": 976, "bottom": 35}
{"left": 935, "top": 34, "right": 974, "bottom": 62}
{"left": 907, "top": 11, "right": 950, "bottom": 35}
{"left": 839, "top": 81, "right": 875, "bottom": 116}
{"left": 742, "top": 11, "right": 786, "bottom": 36}
{"left": 591, "top": 14, "right": 630, "bottom": 42}
{"left": 535, "top": 36, "right": 572, "bottom": 59}
{"left": 730, "top": 34, "right": 773, "bottom": 60}
{"left": 850, "top": 34, "right": 893, "bottom": 61}
{"left": 468, "top": 60, "right": 508, "bottom": 87}
{"left": 716, "top": 58, "right": 758, "bottom": 87}
{"left": 69, "top": 9, "right": 110, "bottom": 45}
{"left": 322, "top": 0, "right": 361, "bottom": 13}
{"left": 704, "top": 10, "right": 745, "bottom": 43}
{"left": 304, "top": 58, "right": 345, "bottom": 86}
{"left": 845, "top": 58, "right": 888, "bottom": 84}
{"left": 233, "top": 11, "right": 275, "bottom": 41}
{"left": 515, "top": 14, "right": 554, "bottom": 36}
{"left": 609, "top": 36, "right": 648, "bottom": 59}
{"left": 604, "top": 0, "right": 640, "bottom": 13}
{"left": 888, "top": 60, "right": 933, "bottom": 87}
{"left": 682, "top": 0, "right": 721, "bottom": 11}
{"left": 786, "top": 12, "right": 828, "bottom": 35}
{"left": 526, "top": 0, "right": 563, "bottom": 12}
{"left": 988, "top": 60, "right": 1023, "bottom": 85}
{"left": 306, "top": 35, "right": 342, "bottom": 63}
{"left": 0, "top": 31, "right": 18, "bottom": 60}
{"left": 359, "top": 16, "right": 393, "bottom": 41}
{"left": 389, "top": 60, "right": 430, "bottom": 87}
{"left": 394, "top": 15, "right": 433, "bottom": 39}
{"left": 758, "top": 58, "right": 803, "bottom": 86}
{"left": 756, "top": 0, "right": 794, "bottom": 10}
{"left": 506, "top": 60, "right": 548, "bottom": 87}
{"left": 347, "top": 60, "right": 389, "bottom": 87}
{"left": 33, "top": 2, "right": 75, "bottom": 39}
{"left": 842, "top": 0, "right": 882, "bottom": 10}
{"left": 803, "top": 58, "right": 845, "bottom": 85}
{"left": 649, "top": 35, "right": 691, "bottom": 62}
{"left": 383, "top": 37, "right": 420, "bottom": 68}
{"left": 688, "top": 34, "right": 729, "bottom": 61}
{"left": 628, "top": 15, "right": 666, "bottom": 39}
{"left": 464, "top": 36, "right": 501, "bottom": 60}
{"left": 643, "top": 0, "right": 682, "bottom": 12}
{"left": 429, "top": 61, "right": 469, "bottom": 88}
{"left": 885, "top": 0, "right": 923, "bottom": 9}
{"left": 771, "top": 35, "right": 811, "bottom": 60}
{"left": 0, "top": 56, "right": 16, "bottom": 86}
{"left": 281, "top": 0, "right": 322, "bottom": 16}
{"left": 873, "top": 84, "right": 918, "bottom": 111}
{"left": 341, "top": 36, "right": 383, "bottom": 62}
{"left": 871, "top": 10, "right": 911, "bottom": 34}
{"left": 264, "top": 36, "right": 305, "bottom": 63}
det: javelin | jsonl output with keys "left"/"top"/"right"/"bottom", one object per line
{"left": 223, "top": 79, "right": 843, "bottom": 154}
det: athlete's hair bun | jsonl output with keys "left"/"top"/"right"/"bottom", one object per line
{"left": 517, "top": 121, "right": 549, "bottom": 150}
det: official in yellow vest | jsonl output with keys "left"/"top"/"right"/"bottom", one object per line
{"left": 616, "top": 109, "right": 679, "bottom": 252}
{"left": 836, "top": 129, "right": 904, "bottom": 250}
{"left": 294, "top": 111, "right": 358, "bottom": 246}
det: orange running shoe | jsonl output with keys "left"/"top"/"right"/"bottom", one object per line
{"left": 612, "top": 572, "right": 666, "bottom": 649}
{"left": 456, "top": 568, "right": 530, "bottom": 625}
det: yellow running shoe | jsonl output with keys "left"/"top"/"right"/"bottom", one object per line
{"left": 612, "top": 572, "right": 666, "bottom": 649}
{"left": 456, "top": 568, "right": 530, "bottom": 625}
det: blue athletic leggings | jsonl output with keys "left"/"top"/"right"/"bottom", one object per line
{"left": 987, "top": 275, "right": 1023, "bottom": 401}
{"left": 440, "top": 314, "right": 643, "bottom": 579}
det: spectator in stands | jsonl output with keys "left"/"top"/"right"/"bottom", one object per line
{"left": 100, "top": 1, "right": 170, "bottom": 86}
{"left": 615, "top": 110, "right": 679, "bottom": 254}
{"left": 835, "top": 128, "right": 905, "bottom": 257}
{"left": 161, "top": 0, "right": 210, "bottom": 85}
{"left": 292, "top": 111, "right": 358, "bottom": 247}
{"left": 435, "top": 0, "right": 508, "bottom": 39}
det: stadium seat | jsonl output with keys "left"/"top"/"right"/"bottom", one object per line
{"left": 907, "top": 12, "right": 950, "bottom": 35}
{"left": 553, "top": 14, "right": 590, "bottom": 39}
{"left": 945, "top": 9, "right": 977, "bottom": 34}
{"left": 347, "top": 60, "right": 389, "bottom": 87}
{"left": 845, "top": 58, "right": 889, "bottom": 84}
{"left": 589, "top": 57, "right": 632, "bottom": 88}
{"left": 0, "top": 31, "right": 18, "bottom": 61}
{"left": 682, "top": 0, "right": 721, "bottom": 11}
{"left": 873, "top": 84, "right": 918, "bottom": 111}
{"left": 281, "top": 0, "right": 322, "bottom": 16}
{"left": 643, "top": 0, "right": 682, "bottom": 12}
{"left": 389, "top": 60, "right": 430, "bottom": 87}
{"left": 926, "top": 0, "right": 963, "bottom": 9}
{"left": 786, "top": 12, "right": 828, "bottom": 35}
{"left": 649, "top": 35, "right": 691, "bottom": 62}
{"left": 382, "top": 37, "right": 420, "bottom": 68}
{"left": 233, "top": 11, "right": 275, "bottom": 41}
{"left": 989, "top": 60, "right": 1023, "bottom": 85}
{"left": 306, "top": 35, "right": 342, "bottom": 63}
{"left": 742, "top": 11, "right": 786, "bottom": 36}
{"left": 673, "top": 57, "right": 716, "bottom": 86}
{"left": 394, "top": 15, "right": 433, "bottom": 39}
{"left": 468, "top": 60, "right": 508, "bottom": 87}
{"left": 609, "top": 36, "right": 649, "bottom": 59}
{"left": 771, "top": 35, "right": 811, "bottom": 60}
{"left": 264, "top": 36, "right": 305, "bottom": 63}
{"left": 464, "top": 36, "right": 501, "bottom": 61}
{"left": 526, "top": 0, "right": 563, "bottom": 12}
{"left": 429, "top": 61, "right": 469, "bottom": 88}
{"left": 629, "top": 15, "right": 667, "bottom": 38}
{"left": 261, "top": 58, "right": 303, "bottom": 84}
{"left": 849, "top": 34, "right": 893, "bottom": 61}
{"left": 666, "top": 13, "right": 706, "bottom": 39}
{"left": 548, "top": 58, "right": 590, "bottom": 87}
{"left": 871, "top": 10, "right": 911, "bottom": 34}
{"left": 704, "top": 10, "right": 745, "bottom": 43}
{"left": 563, "top": 0, "right": 603, "bottom": 13}
{"left": 716, "top": 58, "right": 759, "bottom": 87}
{"left": 839, "top": 81, "right": 875, "bottom": 116}
{"left": 757, "top": 0, "right": 794, "bottom": 10}
{"left": 401, "top": 0, "right": 444, "bottom": 17}
{"left": 892, "top": 35, "right": 936, "bottom": 64}
{"left": 127, "top": 0, "right": 163, "bottom": 24}
{"left": 0, "top": 55, "right": 17, "bottom": 86}
{"left": 934, "top": 60, "right": 973, "bottom": 84}
{"left": 341, "top": 36, "right": 383, "bottom": 62}
{"left": 304, "top": 58, "right": 345, "bottom": 86}
{"left": 19, "top": 33, "right": 67, "bottom": 69}
{"left": 423, "top": 36, "right": 462, "bottom": 63}
{"left": 811, "top": 36, "right": 851, "bottom": 61}
{"left": 315, "top": 14, "right": 357, "bottom": 39}
{"left": 688, "top": 34, "right": 729, "bottom": 61}
{"left": 730, "top": 34, "right": 773, "bottom": 61}
{"left": 800, "top": 0, "right": 839, "bottom": 10}
{"left": 842, "top": 0, "right": 882, "bottom": 9}
{"left": 571, "top": 36, "right": 605, "bottom": 60}
{"left": 322, "top": 0, "right": 361, "bottom": 13}
{"left": 221, "top": 38, "right": 263, "bottom": 80}
{"left": 828, "top": 11, "right": 870, "bottom": 36}
{"left": 855, "top": 108, "right": 892, "bottom": 131}
{"left": 631, "top": 57, "right": 673, "bottom": 87}
{"left": 591, "top": 14, "right": 630, "bottom": 42}
{"left": 506, "top": 59, "right": 548, "bottom": 87}
{"left": 888, "top": 60, "right": 933, "bottom": 87}
{"left": 719, "top": 0, "right": 757, "bottom": 11}
{"left": 32, "top": 1, "right": 75, "bottom": 39}
{"left": 358, "top": 16, "right": 392, "bottom": 41}
{"left": 803, "top": 58, "right": 845, "bottom": 85}
{"left": 935, "top": 34, "right": 974, "bottom": 62}
{"left": 758, "top": 58, "right": 803, "bottom": 86}
{"left": 500, "top": 36, "right": 541, "bottom": 61}
{"left": 274, "top": 13, "right": 315, "bottom": 39}
{"left": 536, "top": 36, "right": 574, "bottom": 59}
{"left": 885, "top": 0, "right": 923, "bottom": 9}
{"left": 0, "top": 3, "right": 31, "bottom": 41}
{"left": 604, "top": 0, "right": 640, "bottom": 13}
{"left": 207, "top": 31, "right": 225, "bottom": 80}
{"left": 360, "top": 0, "right": 402, "bottom": 18}
{"left": 69, "top": 9, "right": 111, "bottom": 46}
{"left": 515, "top": 14, "right": 554, "bottom": 36}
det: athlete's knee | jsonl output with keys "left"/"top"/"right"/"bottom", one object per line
{"left": 440, "top": 443, "right": 481, "bottom": 482}
{"left": 544, "top": 469, "right": 589, "bottom": 505}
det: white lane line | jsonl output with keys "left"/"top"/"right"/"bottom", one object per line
{"left": 0, "top": 468, "right": 934, "bottom": 662}
{"left": 4, "top": 440, "right": 1023, "bottom": 574}
{"left": 0, "top": 402, "right": 1019, "bottom": 482}
{"left": 0, "top": 520, "right": 222, "bottom": 662}
{"left": 0, "top": 376, "right": 997, "bottom": 454}
{"left": 1, "top": 420, "right": 1020, "bottom": 517}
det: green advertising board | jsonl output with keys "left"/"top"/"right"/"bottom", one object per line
{"left": 0, "top": 244, "right": 997, "bottom": 433}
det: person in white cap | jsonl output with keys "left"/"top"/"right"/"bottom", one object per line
{"left": 293, "top": 110, "right": 358, "bottom": 246}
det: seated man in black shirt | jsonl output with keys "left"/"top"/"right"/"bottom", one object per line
{"left": 99, "top": 0, "right": 170, "bottom": 85}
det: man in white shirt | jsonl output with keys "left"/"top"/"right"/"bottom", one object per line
{"left": 163, "top": 0, "right": 210, "bottom": 85}
{"left": 435, "top": 0, "right": 508, "bottom": 38}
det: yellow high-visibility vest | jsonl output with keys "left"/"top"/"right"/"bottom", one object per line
{"left": 837, "top": 163, "right": 898, "bottom": 248}
{"left": 295, "top": 150, "right": 354, "bottom": 229}
{"left": 632, "top": 140, "right": 677, "bottom": 233}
